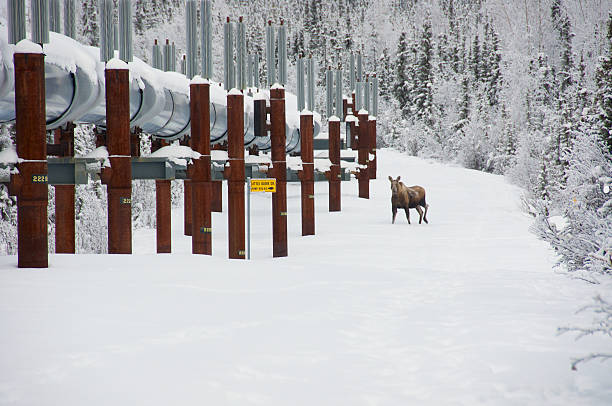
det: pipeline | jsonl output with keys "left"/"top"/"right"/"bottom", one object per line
{"left": 0, "top": 30, "right": 321, "bottom": 153}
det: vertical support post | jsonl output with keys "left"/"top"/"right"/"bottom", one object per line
{"left": 306, "top": 56, "right": 315, "bottom": 112}
{"left": 297, "top": 55, "right": 305, "bottom": 111}
{"left": 163, "top": 39, "right": 171, "bottom": 71}
{"left": 236, "top": 17, "right": 246, "bottom": 90}
{"left": 182, "top": 136, "right": 192, "bottom": 236}
{"left": 49, "top": 0, "right": 60, "bottom": 32}
{"left": 212, "top": 180, "right": 222, "bottom": 212}
{"left": 118, "top": 0, "right": 132, "bottom": 63}
{"left": 348, "top": 119, "right": 357, "bottom": 152}
{"left": 227, "top": 90, "right": 245, "bottom": 259}
{"left": 328, "top": 117, "right": 341, "bottom": 211}
{"left": 369, "top": 117, "right": 377, "bottom": 179}
{"left": 184, "top": 182, "right": 192, "bottom": 236}
{"left": 349, "top": 52, "right": 355, "bottom": 92}
{"left": 14, "top": 48, "right": 48, "bottom": 268}
{"left": 54, "top": 124, "right": 75, "bottom": 253}
{"left": 299, "top": 111, "right": 314, "bottom": 236}
{"left": 155, "top": 178, "right": 171, "bottom": 252}
{"left": 105, "top": 64, "right": 132, "bottom": 253}
{"left": 270, "top": 86, "right": 287, "bottom": 257}
{"left": 357, "top": 110, "right": 370, "bottom": 199}
{"left": 364, "top": 75, "right": 370, "bottom": 112}
{"left": 247, "top": 54, "right": 254, "bottom": 88}
{"left": 335, "top": 66, "right": 343, "bottom": 121}
{"left": 185, "top": 0, "right": 198, "bottom": 78}
{"left": 325, "top": 67, "right": 333, "bottom": 118}
{"left": 266, "top": 20, "right": 275, "bottom": 87}
{"left": 253, "top": 53, "right": 260, "bottom": 89}
{"left": 8, "top": 0, "right": 27, "bottom": 44}
{"left": 190, "top": 80, "right": 212, "bottom": 255}
{"left": 31, "top": 0, "right": 50, "bottom": 44}
{"left": 223, "top": 17, "right": 235, "bottom": 90}
{"left": 99, "top": 0, "right": 113, "bottom": 62}
{"left": 357, "top": 52, "right": 363, "bottom": 83}
{"left": 152, "top": 139, "right": 171, "bottom": 253}
{"left": 152, "top": 39, "right": 161, "bottom": 69}
{"left": 63, "top": 0, "right": 75, "bottom": 39}
{"left": 200, "top": 0, "right": 213, "bottom": 79}
{"left": 277, "top": 20, "right": 287, "bottom": 85}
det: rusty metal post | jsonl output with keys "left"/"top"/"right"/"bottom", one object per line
{"left": 155, "top": 178, "right": 171, "bottom": 252}
{"left": 328, "top": 118, "right": 341, "bottom": 211}
{"left": 299, "top": 112, "right": 314, "bottom": 236}
{"left": 212, "top": 180, "right": 222, "bottom": 212}
{"left": 54, "top": 124, "right": 75, "bottom": 253}
{"left": 349, "top": 94, "right": 358, "bottom": 147}
{"left": 152, "top": 139, "right": 171, "bottom": 253}
{"left": 184, "top": 181, "right": 192, "bottom": 235}
{"left": 180, "top": 137, "right": 192, "bottom": 236}
{"left": 105, "top": 65, "right": 132, "bottom": 254}
{"left": 14, "top": 51, "right": 48, "bottom": 268}
{"left": 369, "top": 117, "right": 377, "bottom": 179}
{"left": 270, "top": 87, "right": 288, "bottom": 257}
{"left": 357, "top": 110, "right": 370, "bottom": 199}
{"left": 226, "top": 91, "right": 245, "bottom": 259}
{"left": 348, "top": 120, "right": 357, "bottom": 151}
{"left": 190, "top": 81, "right": 212, "bottom": 255}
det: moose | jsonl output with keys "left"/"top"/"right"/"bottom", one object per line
{"left": 388, "top": 176, "right": 429, "bottom": 224}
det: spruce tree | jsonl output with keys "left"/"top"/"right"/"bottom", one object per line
{"left": 551, "top": 0, "right": 573, "bottom": 91}
{"left": 80, "top": 0, "right": 99, "bottom": 46}
{"left": 393, "top": 32, "right": 412, "bottom": 117}
{"left": 595, "top": 13, "right": 612, "bottom": 153}
{"left": 378, "top": 47, "right": 392, "bottom": 100}
{"left": 414, "top": 16, "right": 434, "bottom": 126}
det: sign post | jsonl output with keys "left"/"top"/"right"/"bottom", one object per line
{"left": 247, "top": 178, "right": 277, "bottom": 259}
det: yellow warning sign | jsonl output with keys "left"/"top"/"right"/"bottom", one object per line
{"left": 250, "top": 179, "right": 276, "bottom": 192}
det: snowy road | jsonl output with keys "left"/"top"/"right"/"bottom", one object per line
{"left": 1, "top": 149, "right": 610, "bottom": 405}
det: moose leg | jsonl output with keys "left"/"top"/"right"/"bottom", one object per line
{"left": 392, "top": 207, "right": 397, "bottom": 224}
{"left": 416, "top": 206, "right": 424, "bottom": 224}
{"left": 404, "top": 207, "right": 410, "bottom": 224}
{"left": 423, "top": 204, "right": 429, "bottom": 224}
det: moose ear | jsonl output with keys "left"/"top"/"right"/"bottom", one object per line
{"left": 388, "top": 176, "right": 393, "bottom": 182}
{"left": 396, "top": 176, "right": 401, "bottom": 181}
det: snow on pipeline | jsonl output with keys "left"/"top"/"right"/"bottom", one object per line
{"left": 0, "top": 149, "right": 610, "bottom": 405}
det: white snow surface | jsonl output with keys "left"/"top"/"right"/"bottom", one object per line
{"left": 105, "top": 58, "right": 128, "bottom": 70}
{"left": 0, "top": 145, "right": 18, "bottom": 164}
{"left": 149, "top": 145, "right": 201, "bottom": 160}
{"left": 14, "top": 39, "right": 42, "bottom": 54}
{"left": 190, "top": 75, "right": 209, "bottom": 85}
{"left": 1, "top": 149, "right": 611, "bottom": 405}
{"left": 78, "top": 146, "right": 108, "bottom": 159}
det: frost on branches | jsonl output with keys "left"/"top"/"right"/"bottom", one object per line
{"left": 558, "top": 295, "right": 612, "bottom": 370}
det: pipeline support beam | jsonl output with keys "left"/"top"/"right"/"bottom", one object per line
{"left": 328, "top": 118, "right": 341, "bottom": 211}
{"left": 270, "top": 87, "right": 287, "bottom": 257}
{"left": 14, "top": 51, "right": 48, "bottom": 268}
{"left": 357, "top": 110, "right": 370, "bottom": 199}
{"left": 53, "top": 124, "right": 75, "bottom": 253}
{"left": 299, "top": 112, "right": 314, "bottom": 236}
{"left": 227, "top": 92, "right": 245, "bottom": 259}
{"left": 190, "top": 81, "right": 212, "bottom": 255}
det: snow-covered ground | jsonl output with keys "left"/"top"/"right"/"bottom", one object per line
{"left": 1, "top": 149, "right": 610, "bottom": 405}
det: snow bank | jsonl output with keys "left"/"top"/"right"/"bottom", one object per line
{"left": 0, "top": 145, "right": 19, "bottom": 164}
